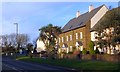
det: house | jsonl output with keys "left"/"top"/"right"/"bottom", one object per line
{"left": 36, "top": 38, "right": 46, "bottom": 52}
{"left": 57, "top": 5, "right": 108, "bottom": 53}
{"left": 91, "top": 7, "right": 120, "bottom": 54}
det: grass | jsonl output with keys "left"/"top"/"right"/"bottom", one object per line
{"left": 17, "top": 56, "right": 120, "bottom": 71}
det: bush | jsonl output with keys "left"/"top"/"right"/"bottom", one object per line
{"left": 89, "top": 41, "right": 95, "bottom": 50}
{"left": 82, "top": 48, "right": 87, "bottom": 55}
{"left": 68, "top": 52, "right": 73, "bottom": 54}
{"left": 90, "top": 50, "right": 95, "bottom": 55}
{"left": 95, "top": 48, "right": 100, "bottom": 54}
{"left": 89, "top": 41, "right": 95, "bottom": 55}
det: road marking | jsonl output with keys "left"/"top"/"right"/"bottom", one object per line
{"left": 3, "top": 63, "right": 23, "bottom": 72}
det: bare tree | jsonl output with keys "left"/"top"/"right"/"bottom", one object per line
{"left": 16, "top": 34, "right": 29, "bottom": 49}
{"left": 0, "top": 33, "right": 29, "bottom": 52}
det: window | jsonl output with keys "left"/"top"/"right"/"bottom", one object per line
{"left": 70, "top": 35, "right": 72, "bottom": 41}
{"left": 62, "top": 37, "right": 64, "bottom": 42}
{"left": 76, "top": 33, "right": 78, "bottom": 39}
{"left": 94, "top": 32, "right": 97, "bottom": 38}
{"left": 66, "top": 36, "right": 68, "bottom": 41}
{"left": 80, "top": 46, "right": 83, "bottom": 51}
{"left": 70, "top": 46, "right": 72, "bottom": 52}
{"left": 78, "top": 22, "right": 83, "bottom": 26}
{"left": 80, "top": 32, "right": 83, "bottom": 39}
{"left": 69, "top": 25, "right": 72, "bottom": 29}
{"left": 59, "top": 38, "right": 60, "bottom": 43}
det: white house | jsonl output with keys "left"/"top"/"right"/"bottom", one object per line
{"left": 36, "top": 39, "right": 46, "bottom": 52}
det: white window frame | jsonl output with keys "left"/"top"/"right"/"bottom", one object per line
{"left": 59, "top": 38, "right": 60, "bottom": 43}
{"left": 62, "top": 37, "right": 64, "bottom": 42}
{"left": 80, "top": 32, "right": 83, "bottom": 39}
{"left": 66, "top": 36, "right": 68, "bottom": 41}
{"left": 70, "top": 46, "right": 72, "bottom": 52}
{"left": 70, "top": 35, "right": 72, "bottom": 41}
{"left": 80, "top": 46, "right": 83, "bottom": 51}
{"left": 76, "top": 33, "right": 78, "bottom": 39}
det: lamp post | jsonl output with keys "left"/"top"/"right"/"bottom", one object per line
{"left": 14, "top": 23, "right": 18, "bottom": 36}
{"left": 14, "top": 23, "right": 18, "bottom": 58}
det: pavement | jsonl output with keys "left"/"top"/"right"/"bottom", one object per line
{"left": 2, "top": 56, "right": 77, "bottom": 72}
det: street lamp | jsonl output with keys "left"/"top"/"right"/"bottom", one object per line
{"left": 14, "top": 23, "right": 18, "bottom": 36}
{"left": 14, "top": 23, "right": 18, "bottom": 58}
{"left": 14, "top": 23, "right": 18, "bottom": 48}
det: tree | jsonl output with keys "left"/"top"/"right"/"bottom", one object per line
{"left": 94, "top": 7, "right": 120, "bottom": 54}
{"left": 16, "top": 34, "right": 29, "bottom": 50}
{"left": 27, "top": 43, "right": 33, "bottom": 58}
{"left": 0, "top": 33, "right": 29, "bottom": 55}
{"left": 39, "top": 24, "right": 62, "bottom": 58}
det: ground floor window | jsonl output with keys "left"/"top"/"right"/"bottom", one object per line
{"left": 80, "top": 46, "right": 83, "bottom": 51}
{"left": 69, "top": 46, "right": 72, "bottom": 52}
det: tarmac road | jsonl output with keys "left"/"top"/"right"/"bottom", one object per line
{"left": 2, "top": 56, "right": 77, "bottom": 72}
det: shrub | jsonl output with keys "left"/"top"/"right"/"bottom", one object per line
{"left": 89, "top": 41, "right": 95, "bottom": 55}
{"left": 89, "top": 41, "right": 95, "bottom": 50}
{"left": 68, "top": 52, "right": 73, "bottom": 54}
{"left": 82, "top": 48, "right": 87, "bottom": 55}
{"left": 95, "top": 48, "right": 100, "bottom": 54}
{"left": 90, "top": 50, "right": 95, "bottom": 55}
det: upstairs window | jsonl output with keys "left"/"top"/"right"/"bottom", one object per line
{"left": 66, "top": 36, "right": 68, "bottom": 41}
{"left": 76, "top": 33, "right": 78, "bottom": 39}
{"left": 62, "top": 37, "right": 64, "bottom": 42}
{"left": 80, "top": 32, "right": 83, "bottom": 39}
{"left": 70, "top": 35, "right": 72, "bottom": 41}
{"left": 59, "top": 38, "right": 60, "bottom": 43}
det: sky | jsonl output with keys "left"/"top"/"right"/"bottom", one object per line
{"left": 1, "top": 2, "right": 119, "bottom": 42}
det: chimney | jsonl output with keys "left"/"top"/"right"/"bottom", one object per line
{"left": 76, "top": 11, "right": 80, "bottom": 18}
{"left": 89, "top": 5, "right": 94, "bottom": 12}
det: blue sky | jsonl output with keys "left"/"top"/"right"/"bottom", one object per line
{"left": 2, "top": 2, "right": 118, "bottom": 42}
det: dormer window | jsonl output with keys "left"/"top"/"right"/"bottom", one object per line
{"left": 78, "top": 22, "right": 83, "bottom": 26}
{"left": 69, "top": 26, "right": 72, "bottom": 29}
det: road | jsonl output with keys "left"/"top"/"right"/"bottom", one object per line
{"left": 2, "top": 56, "right": 77, "bottom": 72}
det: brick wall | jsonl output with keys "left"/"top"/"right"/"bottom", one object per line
{"left": 63, "top": 54, "right": 120, "bottom": 62}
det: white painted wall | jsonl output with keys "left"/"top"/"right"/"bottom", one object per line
{"left": 91, "top": 5, "right": 108, "bottom": 28}
{"left": 36, "top": 39, "right": 46, "bottom": 52}
{"left": 91, "top": 31, "right": 96, "bottom": 41}
{"left": 91, "top": 5, "right": 108, "bottom": 41}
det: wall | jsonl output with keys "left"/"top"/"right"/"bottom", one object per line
{"left": 63, "top": 54, "right": 120, "bottom": 62}
{"left": 91, "top": 5, "right": 108, "bottom": 41}
{"left": 91, "top": 5, "right": 108, "bottom": 28}
{"left": 82, "top": 54, "right": 120, "bottom": 62}
{"left": 36, "top": 39, "right": 46, "bottom": 52}
{"left": 58, "top": 26, "right": 87, "bottom": 53}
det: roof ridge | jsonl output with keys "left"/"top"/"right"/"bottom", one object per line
{"left": 77, "top": 4, "right": 105, "bottom": 18}
{"left": 62, "top": 4, "right": 106, "bottom": 32}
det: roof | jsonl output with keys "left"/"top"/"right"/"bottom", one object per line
{"left": 90, "top": 7, "right": 120, "bottom": 31}
{"left": 62, "top": 5, "right": 105, "bottom": 33}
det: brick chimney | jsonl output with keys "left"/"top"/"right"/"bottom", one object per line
{"left": 89, "top": 5, "right": 94, "bottom": 12}
{"left": 76, "top": 11, "right": 80, "bottom": 18}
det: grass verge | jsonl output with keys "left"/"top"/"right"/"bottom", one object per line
{"left": 17, "top": 56, "right": 120, "bottom": 71}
